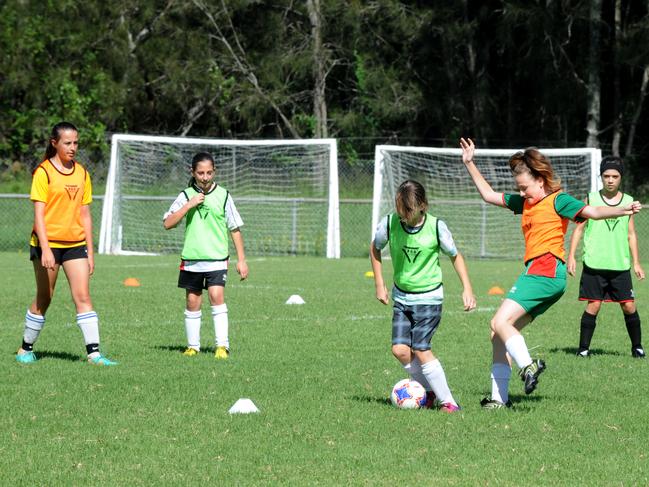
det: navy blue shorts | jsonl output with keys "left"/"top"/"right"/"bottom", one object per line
{"left": 391, "top": 301, "right": 442, "bottom": 351}
{"left": 30, "top": 245, "right": 88, "bottom": 265}
{"left": 178, "top": 270, "right": 227, "bottom": 291}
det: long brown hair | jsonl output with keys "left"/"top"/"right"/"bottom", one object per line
{"left": 395, "top": 180, "right": 428, "bottom": 221}
{"left": 509, "top": 148, "right": 561, "bottom": 192}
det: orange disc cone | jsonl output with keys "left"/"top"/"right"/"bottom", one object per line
{"left": 123, "top": 277, "right": 141, "bottom": 287}
{"left": 488, "top": 286, "right": 505, "bottom": 295}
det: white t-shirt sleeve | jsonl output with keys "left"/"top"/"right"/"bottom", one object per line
{"left": 225, "top": 194, "right": 244, "bottom": 230}
{"left": 437, "top": 219, "right": 458, "bottom": 257}
{"left": 163, "top": 192, "right": 188, "bottom": 220}
{"left": 372, "top": 216, "right": 389, "bottom": 250}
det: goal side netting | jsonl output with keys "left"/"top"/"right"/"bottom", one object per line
{"left": 372, "top": 145, "right": 601, "bottom": 259}
{"left": 99, "top": 134, "right": 340, "bottom": 258}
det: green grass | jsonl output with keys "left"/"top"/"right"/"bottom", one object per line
{"left": 2, "top": 254, "right": 649, "bottom": 484}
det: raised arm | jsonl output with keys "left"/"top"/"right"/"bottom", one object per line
{"left": 460, "top": 138, "right": 506, "bottom": 207}
{"left": 580, "top": 201, "right": 641, "bottom": 220}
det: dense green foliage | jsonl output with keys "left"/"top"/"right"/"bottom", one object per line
{"left": 1, "top": 1, "right": 649, "bottom": 188}
{"left": 2, "top": 254, "right": 649, "bottom": 484}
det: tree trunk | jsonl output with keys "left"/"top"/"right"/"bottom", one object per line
{"left": 306, "top": 0, "right": 328, "bottom": 138}
{"left": 624, "top": 0, "right": 649, "bottom": 157}
{"left": 585, "top": 0, "right": 602, "bottom": 148}
{"left": 611, "top": 0, "right": 622, "bottom": 157}
{"left": 625, "top": 65, "right": 649, "bottom": 157}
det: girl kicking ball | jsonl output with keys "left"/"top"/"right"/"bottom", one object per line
{"left": 459, "top": 137, "right": 641, "bottom": 408}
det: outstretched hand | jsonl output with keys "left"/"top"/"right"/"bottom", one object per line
{"left": 624, "top": 201, "right": 642, "bottom": 215}
{"left": 460, "top": 138, "right": 475, "bottom": 164}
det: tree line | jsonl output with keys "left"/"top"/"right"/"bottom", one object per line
{"left": 1, "top": 1, "right": 648, "bottom": 191}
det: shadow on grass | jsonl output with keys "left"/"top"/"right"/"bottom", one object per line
{"left": 34, "top": 350, "right": 82, "bottom": 362}
{"left": 350, "top": 395, "right": 392, "bottom": 407}
{"left": 550, "top": 346, "right": 624, "bottom": 357}
{"left": 154, "top": 344, "right": 217, "bottom": 354}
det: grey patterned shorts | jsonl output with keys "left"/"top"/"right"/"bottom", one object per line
{"left": 391, "top": 301, "right": 442, "bottom": 351}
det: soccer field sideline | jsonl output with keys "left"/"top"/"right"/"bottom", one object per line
{"left": 2, "top": 253, "right": 648, "bottom": 484}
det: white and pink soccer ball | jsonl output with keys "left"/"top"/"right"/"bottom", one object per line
{"left": 390, "top": 378, "right": 427, "bottom": 409}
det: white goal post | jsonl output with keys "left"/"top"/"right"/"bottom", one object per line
{"left": 99, "top": 134, "right": 340, "bottom": 258}
{"left": 372, "top": 145, "right": 602, "bottom": 259}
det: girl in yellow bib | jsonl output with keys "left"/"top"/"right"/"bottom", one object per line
{"left": 460, "top": 138, "right": 641, "bottom": 408}
{"left": 16, "top": 122, "right": 117, "bottom": 366}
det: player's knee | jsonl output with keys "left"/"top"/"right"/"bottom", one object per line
{"left": 74, "top": 293, "right": 93, "bottom": 310}
{"left": 586, "top": 301, "right": 602, "bottom": 314}
{"left": 490, "top": 318, "right": 502, "bottom": 335}
{"left": 391, "top": 344, "right": 410, "bottom": 362}
{"left": 621, "top": 302, "right": 636, "bottom": 314}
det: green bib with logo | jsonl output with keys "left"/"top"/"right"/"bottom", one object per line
{"left": 388, "top": 213, "right": 442, "bottom": 293}
{"left": 583, "top": 191, "right": 632, "bottom": 270}
{"left": 181, "top": 184, "right": 229, "bottom": 260}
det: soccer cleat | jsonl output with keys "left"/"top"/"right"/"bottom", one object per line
{"left": 214, "top": 346, "right": 230, "bottom": 360}
{"left": 16, "top": 351, "right": 37, "bottom": 364}
{"left": 182, "top": 347, "right": 199, "bottom": 357}
{"left": 439, "top": 403, "right": 461, "bottom": 413}
{"left": 480, "top": 397, "right": 512, "bottom": 410}
{"left": 88, "top": 354, "right": 118, "bottom": 366}
{"left": 519, "top": 359, "right": 546, "bottom": 394}
{"left": 576, "top": 349, "right": 591, "bottom": 358}
{"left": 632, "top": 347, "right": 646, "bottom": 358}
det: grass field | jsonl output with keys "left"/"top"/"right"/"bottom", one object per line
{"left": 2, "top": 253, "right": 649, "bottom": 485}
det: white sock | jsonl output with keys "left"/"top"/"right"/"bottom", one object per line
{"left": 491, "top": 362, "right": 512, "bottom": 404}
{"left": 184, "top": 309, "right": 202, "bottom": 350}
{"left": 403, "top": 359, "right": 432, "bottom": 391}
{"left": 77, "top": 311, "right": 100, "bottom": 346}
{"left": 421, "top": 359, "right": 457, "bottom": 406}
{"left": 23, "top": 310, "right": 45, "bottom": 345}
{"left": 505, "top": 334, "right": 533, "bottom": 369}
{"left": 211, "top": 304, "right": 229, "bottom": 349}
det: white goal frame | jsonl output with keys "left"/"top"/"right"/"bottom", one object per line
{"left": 372, "top": 145, "right": 602, "bottom": 258}
{"left": 99, "top": 134, "right": 340, "bottom": 258}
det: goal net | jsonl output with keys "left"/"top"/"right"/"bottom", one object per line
{"left": 99, "top": 134, "right": 340, "bottom": 258}
{"left": 372, "top": 145, "right": 602, "bottom": 259}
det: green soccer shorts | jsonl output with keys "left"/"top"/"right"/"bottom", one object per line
{"left": 506, "top": 254, "right": 567, "bottom": 318}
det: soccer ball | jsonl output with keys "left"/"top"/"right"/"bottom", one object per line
{"left": 390, "top": 378, "right": 427, "bottom": 409}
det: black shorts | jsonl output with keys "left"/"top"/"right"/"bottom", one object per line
{"left": 30, "top": 245, "right": 88, "bottom": 265}
{"left": 178, "top": 270, "right": 227, "bottom": 291}
{"left": 579, "top": 264, "right": 634, "bottom": 303}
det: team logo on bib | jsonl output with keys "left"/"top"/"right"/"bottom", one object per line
{"left": 402, "top": 246, "right": 422, "bottom": 264}
{"left": 65, "top": 185, "right": 80, "bottom": 200}
{"left": 196, "top": 204, "right": 210, "bottom": 219}
{"left": 605, "top": 219, "right": 619, "bottom": 231}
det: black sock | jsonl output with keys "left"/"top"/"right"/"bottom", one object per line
{"left": 21, "top": 340, "right": 34, "bottom": 352}
{"left": 579, "top": 311, "right": 597, "bottom": 351}
{"left": 624, "top": 311, "right": 642, "bottom": 350}
{"left": 86, "top": 343, "right": 100, "bottom": 355}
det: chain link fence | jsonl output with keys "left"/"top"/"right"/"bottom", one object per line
{"left": 2, "top": 145, "right": 648, "bottom": 259}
